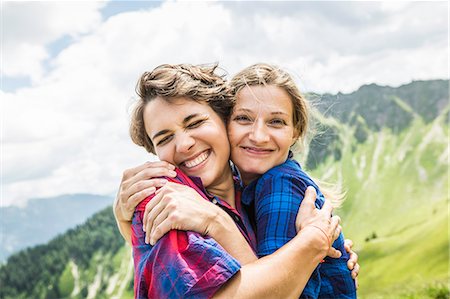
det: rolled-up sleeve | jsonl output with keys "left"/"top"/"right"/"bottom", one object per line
{"left": 131, "top": 209, "right": 241, "bottom": 299}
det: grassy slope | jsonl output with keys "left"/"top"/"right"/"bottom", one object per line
{"left": 56, "top": 245, "right": 134, "bottom": 299}
{"left": 308, "top": 109, "right": 449, "bottom": 298}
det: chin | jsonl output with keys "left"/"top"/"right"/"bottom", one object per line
{"left": 242, "top": 166, "right": 266, "bottom": 176}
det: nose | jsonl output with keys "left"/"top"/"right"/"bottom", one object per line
{"left": 249, "top": 120, "right": 270, "bottom": 144}
{"left": 175, "top": 132, "right": 195, "bottom": 153}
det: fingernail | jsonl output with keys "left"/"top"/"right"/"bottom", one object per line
{"left": 150, "top": 239, "right": 155, "bottom": 246}
{"left": 169, "top": 164, "right": 176, "bottom": 170}
{"left": 349, "top": 262, "right": 354, "bottom": 268}
{"left": 169, "top": 170, "right": 177, "bottom": 177}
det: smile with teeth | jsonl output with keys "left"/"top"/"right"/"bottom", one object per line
{"left": 183, "top": 150, "right": 210, "bottom": 168}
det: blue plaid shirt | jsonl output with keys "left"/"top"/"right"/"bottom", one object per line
{"left": 241, "top": 156, "right": 357, "bottom": 299}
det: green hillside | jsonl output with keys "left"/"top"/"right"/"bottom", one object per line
{"left": 1, "top": 80, "right": 448, "bottom": 298}
{"left": 305, "top": 100, "right": 449, "bottom": 298}
{"left": 0, "top": 208, "right": 134, "bottom": 299}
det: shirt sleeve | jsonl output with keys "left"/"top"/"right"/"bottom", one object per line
{"left": 131, "top": 208, "right": 241, "bottom": 299}
{"left": 254, "top": 171, "right": 311, "bottom": 257}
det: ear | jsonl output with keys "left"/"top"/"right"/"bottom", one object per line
{"left": 291, "top": 129, "right": 300, "bottom": 146}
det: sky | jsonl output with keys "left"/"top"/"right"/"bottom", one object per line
{"left": 1, "top": 0, "right": 448, "bottom": 207}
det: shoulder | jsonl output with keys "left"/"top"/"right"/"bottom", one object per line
{"left": 255, "top": 159, "right": 309, "bottom": 196}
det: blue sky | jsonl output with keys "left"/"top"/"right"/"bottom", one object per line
{"left": 2, "top": 1, "right": 448, "bottom": 206}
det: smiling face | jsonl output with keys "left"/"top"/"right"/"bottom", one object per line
{"left": 227, "top": 85, "right": 298, "bottom": 185}
{"left": 144, "top": 96, "right": 232, "bottom": 189}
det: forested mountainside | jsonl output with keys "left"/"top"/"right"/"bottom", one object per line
{"left": 0, "top": 194, "right": 113, "bottom": 262}
{"left": 1, "top": 79, "right": 448, "bottom": 299}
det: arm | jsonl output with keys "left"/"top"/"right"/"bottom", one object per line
{"left": 113, "top": 161, "right": 176, "bottom": 243}
{"left": 144, "top": 182, "right": 258, "bottom": 265}
{"left": 131, "top": 204, "right": 242, "bottom": 298}
{"left": 213, "top": 187, "right": 339, "bottom": 298}
{"left": 146, "top": 186, "right": 341, "bottom": 298}
{"left": 214, "top": 228, "right": 327, "bottom": 299}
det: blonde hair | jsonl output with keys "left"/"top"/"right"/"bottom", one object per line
{"left": 130, "top": 63, "right": 233, "bottom": 154}
{"left": 229, "top": 63, "right": 309, "bottom": 145}
{"left": 229, "top": 63, "right": 344, "bottom": 207}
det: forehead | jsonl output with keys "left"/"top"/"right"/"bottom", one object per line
{"left": 236, "top": 85, "right": 293, "bottom": 113}
{"left": 143, "top": 97, "right": 213, "bottom": 135}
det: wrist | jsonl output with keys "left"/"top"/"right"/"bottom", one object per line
{"left": 298, "top": 226, "right": 330, "bottom": 260}
{"left": 207, "top": 208, "right": 233, "bottom": 239}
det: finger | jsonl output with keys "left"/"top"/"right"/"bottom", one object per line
{"left": 149, "top": 208, "right": 171, "bottom": 245}
{"left": 355, "top": 277, "right": 359, "bottom": 289}
{"left": 149, "top": 204, "right": 173, "bottom": 238}
{"left": 143, "top": 190, "right": 165, "bottom": 232}
{"left": 128, "top": 179, "right": 168, "bottom": 199}
{"left": 122, "top": 161, "right": 162, "bottom": 180}
{"left": 333, "top": 224, "right": 342, "bottom": 242}
{"left": 131, "top": 167, "right": 177, "bottom": 187}
{"left": 145, "top": 194, "right": 172, "bottom": 243}
{"left": 127, "top": 187, "right": 156, "bottom": 210}
{"left": 329, "top": 216, "right": 340, "bottom": 242}
{"left": 301, "top": 186, "right": 317, "bottom": 214}
{"left": 150, "top": 217, "right": 174, "bottom": 246}
{"left": 145, "top": 160, "right": 176, "bottom": 170}
{"left": 327, "top": 247, "right": 342, "bottom": 259}
{"left": 351, "top": 263, "right": 360, "bottom": 279}
{"left": 348, "top": 250, "right": 359, "bottom": 270}
{"left": 321, "top": 197, "right": 334, "bottom": 216}
{"left": 344, "top": 239, "right": 354, "bottom": 252}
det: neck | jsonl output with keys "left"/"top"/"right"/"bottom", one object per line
{"left": 241, "top": 172, "right": 262, "bottom": 187}
{"left": 207, "top": 165, "right": 236, "bottom": 208}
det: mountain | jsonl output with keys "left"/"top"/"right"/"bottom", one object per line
{"left": 306, "top": 101, "right": 449, "bottom": 298}
{"left": 0, "top": 194, "right": 113, "bottom": 262}
{"left": 0, "top": 79, "right": 448, "bottom": 299}
{"left": 304, "top": 79, "right": 449, "bottom": 169}
{"left": 0, "top": 207, "right": 131, "bottom": 299}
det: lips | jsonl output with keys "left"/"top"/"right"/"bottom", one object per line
{"left": 182, "top": 150, "right": 210, "bottom": 169}
{"left": 241, "top": 146, "right": 274, "bottom": 154}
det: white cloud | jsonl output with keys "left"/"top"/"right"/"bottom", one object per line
{"left": 3, "top": 1, "right": 106, "bottom": 80}
{"left": 2, "top": 1, "right": 448, "bottom": 206}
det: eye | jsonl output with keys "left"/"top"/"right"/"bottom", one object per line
{"left": 233, "top": 114, "right": 252, "bottom": 124}
{"left": 156, "top": 134, "right": 174, "bottom": 146}
{"left": 268, "top": 118, "right": 287, "bottom": 127}
{"left": 186, "top": 118, "right": 206, "bottom": 129}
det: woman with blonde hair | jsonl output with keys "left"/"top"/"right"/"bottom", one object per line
{"left": 114, "top": 63, "right": 359, "bottom": 298}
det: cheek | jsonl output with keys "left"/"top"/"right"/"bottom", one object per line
{"left": 155, "top": 146, "right": 175, "bottom": 164}
{"left": 227, "top": 124, "right": 242, "bottom": 147}
{"left": 277, "top": 130, "right": 296, "bottom": 152}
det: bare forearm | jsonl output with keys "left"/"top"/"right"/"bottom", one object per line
{"left": 209, "top": 213, "right": 258, "bottom": 265}
{"left": 213, "top": 227, "right": 327, "bottom": 299}
{"left": 113, "top": 196, "right": 132, "bottom": 244}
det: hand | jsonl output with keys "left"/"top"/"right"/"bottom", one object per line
{"left": 344, "top": 239, "right": 360, "bottom": 287}
{"left": 295, "top": 187, "right": 342, "bottom": 258}
{"left": 115, "top": 161, "right": 177, "bottom": 222}
{"left": 142, "top": 182, "right": 225, "bottom": 245}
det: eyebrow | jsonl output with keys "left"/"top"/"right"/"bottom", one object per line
{"left": 235, "top": 108, "right": 288, "bottom": 116}
{"left": 152, "top": 113, "right": 202, "bottom": 140}
{"left": 152, "top": 129, "right": 170, "bottom": 141}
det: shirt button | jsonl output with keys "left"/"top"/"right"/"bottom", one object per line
{"left": 233, "top": 215, "right": 239, "bottom": 222}
{"left": 212, "top": 198, "right": 218, "bottom": 205}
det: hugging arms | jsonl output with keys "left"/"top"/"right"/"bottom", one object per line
{"left": 114, "top": 63, "right": 359, "bottom": 298}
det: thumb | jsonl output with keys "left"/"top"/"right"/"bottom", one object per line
{"left": 301, "top": 186, "right": 317, "bottom": 213}
{"left": 327, "top": 247, "right": 342, "bottom": 259}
